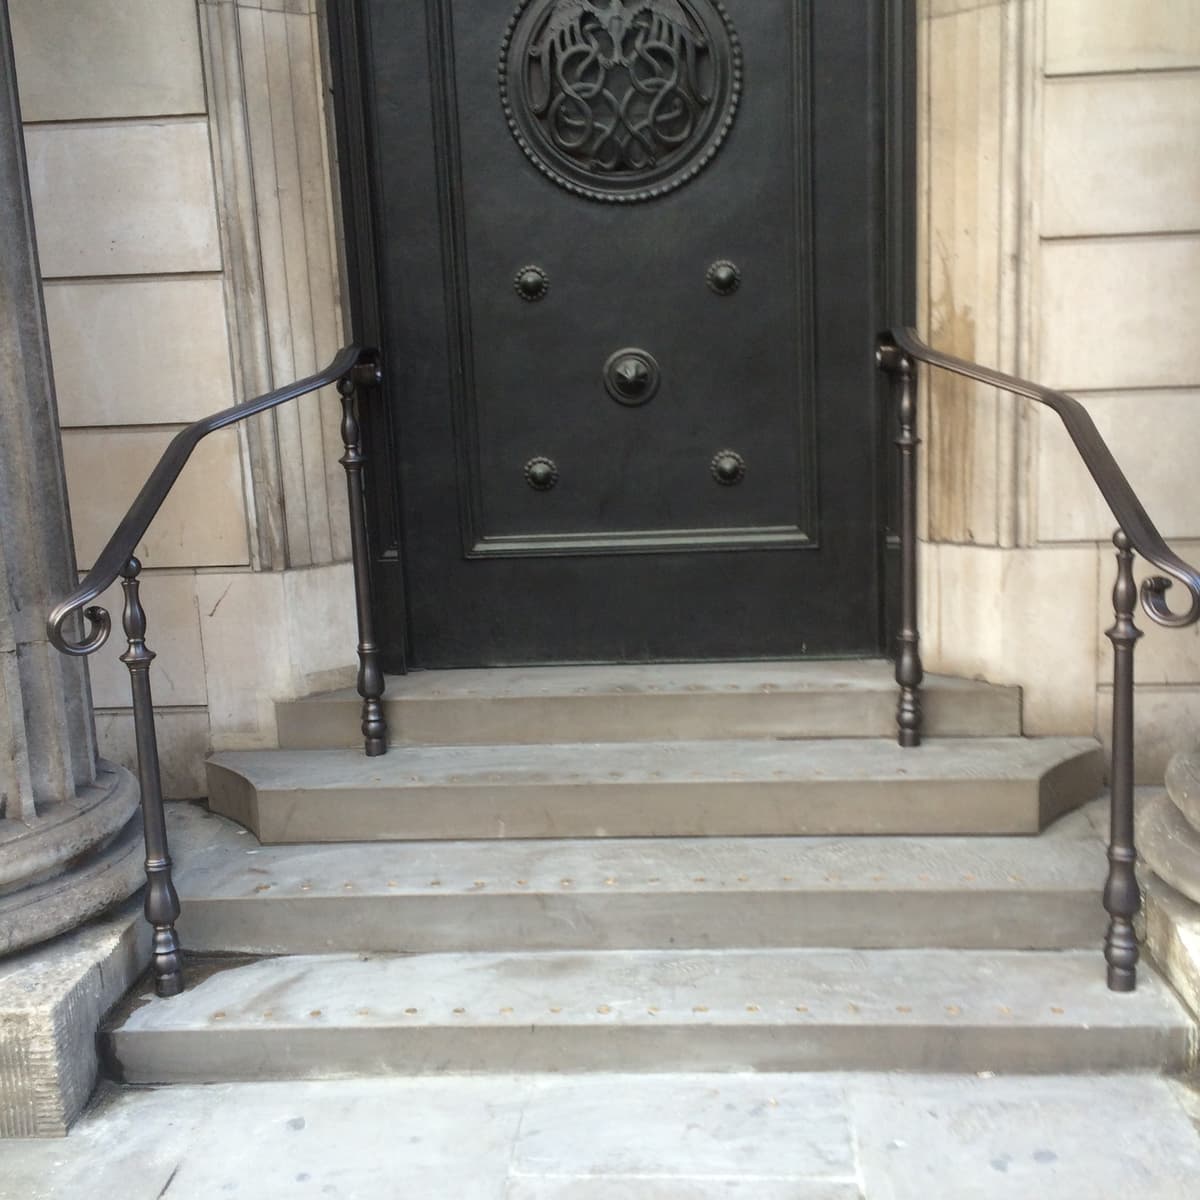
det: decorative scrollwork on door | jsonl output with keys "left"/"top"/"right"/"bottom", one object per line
{"left": 500, "top": 0, "right": 742, "bottom": 203}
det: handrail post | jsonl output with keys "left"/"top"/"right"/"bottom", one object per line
{"left": 879, "top": 339, "right": 924, "bottom": 747}
{"left": 1104, "top": 528, "right": 1142, "bottom": 991}
{"left": 119, "top": 557, "right": 184, "bottom": 997}
{"left": 339, "top": 364, "right": 388, "bottom": 757}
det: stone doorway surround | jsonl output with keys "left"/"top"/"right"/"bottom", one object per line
{"left": 3, "top": 0, "right": 1200, "bottom": 1143}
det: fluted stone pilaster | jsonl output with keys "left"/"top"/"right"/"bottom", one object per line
{"left": 0, "top": 1, "right": 146, "bottom": 1138}
{"left": 0, "top": 0, "right": 142, "bottom": 968}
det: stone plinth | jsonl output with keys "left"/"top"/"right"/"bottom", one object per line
{"left": 0, "top": 897, "right": 148, "bottom": 1138}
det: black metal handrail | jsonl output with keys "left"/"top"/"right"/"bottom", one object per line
{"left": 877, "top": 325, "right": 1200, "bottom": 996}
{"left": 880, "top": 328, "right": 1200, "bottom": 626}
{"left": 46, "top": 345, "right": 388, "bottom": 998}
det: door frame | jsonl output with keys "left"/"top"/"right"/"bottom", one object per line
{"left": 325, "top": 0, "right": 916, "bottom": 674}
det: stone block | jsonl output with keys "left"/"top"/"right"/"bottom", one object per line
{"left": 1096, "top": 685, "right": 1200, "bottom": 785}
{"left": 9, "top": 0, "right": 205, "bottom": 122}
{"left": 25, "top": 121, "right": 222, "bottom": 278}
{"left": 282, "top": 562, "right": 358, "bottom": 697}
{"left": 1037, "top": 394, "right": 1200, "bottom": 543}
{"left": 1042, "top": 74, "right": 1200, "bottom": 238}
{"left": 1039, "top": 237, "right": 1200, "bottom": 392}
{"left": 195, "top": 571, "right": 289, "bottom": 749}
{"left": 62, "top": 427, "right": 249, "bottom": 571}
{"left": 0, "top": 898, "right": 148, "bottom": 1138}
{"left": 921, "top": 542, "right": 1100, "bottom": 735}
{"left": 1045, "top": 0, "right": 1200, "bottom": 75}
{"left": 86, "top": 574, "right": 207, "bottom": 709}
{"left": 45, "top": 278, "right": 234, "bottom": 428}
{"left": 95, "top": 709, "right": 210, "bottom": 801}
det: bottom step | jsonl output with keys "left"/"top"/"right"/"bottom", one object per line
{"left": 102, "top": 948, "right": 1193, "bottom": 1083}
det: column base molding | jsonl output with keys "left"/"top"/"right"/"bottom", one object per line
{"left": 0, "top": 761, "right": 142, "bottom": 956}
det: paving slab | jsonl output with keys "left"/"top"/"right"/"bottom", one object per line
{"left": 206, "top": 737, "right": 1104, "bottom": 842}
{"left": 99, "top": 947, "right": 1192, "bottom": 1083}
{"left": 3, "top": 1073, "right": 1199, "bottom": 1200}
{"left": 276, "top": 661, "right": 1022, "bottom": 748}
{"left": 168, "top": 803, "right": 1110, "bottom": 953}
{"left": 850, "top": 1073, "right": 1200, "bottom": 1200}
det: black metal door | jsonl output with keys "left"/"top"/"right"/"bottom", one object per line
{"left": 338, "top": 0, "right": 899, "bottom": 668}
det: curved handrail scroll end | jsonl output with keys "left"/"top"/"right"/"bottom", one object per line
{"left": 1140, "top": 574, "right": 1200, "bottom": 630}
{"left": 46, "top": 345, "right": 376, "bottom": 660}
{"left": 48, "top": 599, "right": 111, "bottom": 658}
{"left": 880, "top": 325, "right": 1200, "bottom": 635}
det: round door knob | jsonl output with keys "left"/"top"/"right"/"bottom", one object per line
{"left": 603, "top": 348, "right": 660, "bottom": 406}
{"left": 711, "top": 450, "right": 746, "bottom": 485}
{"left": 613, "top": 357, "right": 650, "bottom": 395}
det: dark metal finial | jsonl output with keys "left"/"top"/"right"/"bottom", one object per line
{"left": 339, "top": 369, "right": 388, "bottom": 756}
{"left": 119, "top": 559, "right": 184, "bottom": 997}
{"left": 1104, "top": 527, "right": 1142, "bottom": 992}
{"left": 882, "top": 344, "right": 923, "bottom": 747}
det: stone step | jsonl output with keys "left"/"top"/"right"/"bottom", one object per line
{"left": 276, "top": 662, "right": 1022, "bottom": 749}
{"left": 170, "top": 803, "right": 1110, "bottom": 954}
{"left": 206, "top": 737, "right": 1104, "bottom": 843}
{"left": 100, "top": 948, "right": 1193, "bottom": 1083}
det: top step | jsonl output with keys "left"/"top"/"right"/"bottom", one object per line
{"left": 278, "top": 661, "right": 1021, "bottom": 749}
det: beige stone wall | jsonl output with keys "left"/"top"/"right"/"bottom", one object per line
{"left": 920, "top": 0, "right": 1200, "bottom": 777}
{"left": 10, "top": 0, "right": 356, "bottom": 796}
{"left": 11, "top": 0, "right": 1199, "bottom": 792}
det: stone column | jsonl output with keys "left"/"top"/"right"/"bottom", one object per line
{"left": 0, "top": 1, "right": 141, "bottom": 966}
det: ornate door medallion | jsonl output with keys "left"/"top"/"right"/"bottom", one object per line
{"left": 500, "top": 0, "right": 742, "bottom": 202}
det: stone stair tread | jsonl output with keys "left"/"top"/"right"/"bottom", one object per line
{"left": 299, "top": 662, "right": 1011, "bottom": 702}
{"left": 109, "top": 948, "right": 1189, "bottom": 1031}
{"left": 170, "top": 803, "right": 1110, "bottom": 952}
{"left": 276, "top": 661, "right": 1023, "bottom": 746}
{"left": 211, "top": 736, "right": 1097, "bottom": 790}
{"left": 207, "top": 737, "right": 1104, "bottom": 841}
{"left": 102, "top": 948, "right": 1193, "bottom": 1082}
{"left": 172, "top": 803, "right": 1106, "bottom": 899}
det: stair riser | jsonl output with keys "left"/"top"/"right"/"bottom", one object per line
{"left": 277, "top": 689, "right": 1022, "bottom": 750}
{"left": 209, "top": 780, "right": 1087, "bottom": 843}
{"left": 178, "top": 893, "right": 1106, "bottom": 955}
{"left": 102, "top": 1024, "right": 1191, "bottom": 1085}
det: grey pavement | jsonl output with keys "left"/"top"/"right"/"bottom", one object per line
{"left": 3, "top": 1072, "right": 1198, "bottom": 1199}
